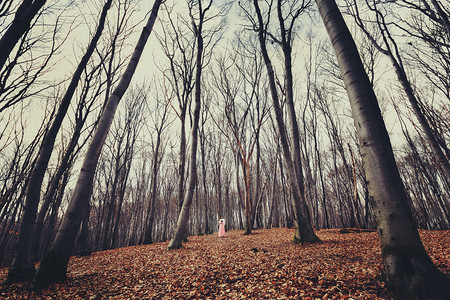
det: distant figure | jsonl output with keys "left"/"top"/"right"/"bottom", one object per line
{"left": 218, "top": 218, "right": 226, "bottom": 237}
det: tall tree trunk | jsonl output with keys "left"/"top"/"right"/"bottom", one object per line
{"left": 111, "top": 163, "right": 130, "bottom": 248}
{"left": 278, "top": 0, "right": 317, "bottom": 234}
{"left": 200, "top": 127, "right": 210, "bottom": 234}
{"left": 142, "top": 132, "right": 162, "bottom": 245}
{"left": 316, "top": 0, "right": 450, "bottom": 298}
{"left": 269, "top": 149, "right": 279, "bottom": 228}
{"left": 243, "top": 161, "right": 252, "bottom": 235}
{"left": 253, "top": 123, "right": 261, "bottom": 229}
{"left": 213, "top": 141, "right": 223, "bottom": 230}
{"left": 101, "top": 161, "right": 120, "bottom": 250}
{"left": 177, "top": 119, "right": 187, "bottom": 212}
{"left": 235, "top": 152, "right": 245, "bottom": 227}
{"left": 4, "top": 0, "right": 113, "bottom": 284}
{"left": 76, "top": 204, "right": 92, "bottom": 257}
{"left": 314, "top": 128, "right": 328, "bottom": 229}
{"left": 167, "top": 1, "right": 207, "bottom": 249}
{"left": 31, "top": 0, "right": 162, "bottom": 289}
{"left": 253, "top": 0, "right": 320, "bottom": 244}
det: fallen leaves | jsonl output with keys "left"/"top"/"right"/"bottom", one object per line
{"left": 0, "top": 228, "right": 448, "bottom": 299}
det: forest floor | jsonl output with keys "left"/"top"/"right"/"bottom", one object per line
{"left": 0, "top": 228, "right": 449, "bottom": 299}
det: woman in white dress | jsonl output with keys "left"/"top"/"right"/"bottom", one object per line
{"left": 218, "top": 218, "right": 225, "bottom": 237}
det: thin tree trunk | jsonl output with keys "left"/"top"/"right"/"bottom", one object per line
{"left": 142, "top": 132, "right": 162, "bottom": 245}
{"left": 278, "top": 1, "right": 315, "bottom": 234}
{"left": 243, "top": 160, "right": 252, "bottom": 235}
{"left": 31, "top": 0, "right": 162, "bottom": 289}
{"left": 316, "top": 0, "right": 450, "bottom": 298}
{"left": 177, "top": 119, "right": 187, "bottom": 212}
{"left": 167, "top": 1, "right": 207, "bottom": 249}
{"left": 200, "top": 129, "right": 209, "bottom": 234}
{"left": 270, "top": 146, "right": 280, "bottom": 228}
{"left": 235, "top": 153, "right": 245, "bottom": 226}
{"left": 111, "top": 163, "right": 130, "bottom": 248}
{"left": 76, "top": 204, "right": 92, "bottom": 257}
{"left": 213, "top": 142, "right": 223, "bottom": 227}
{"left": 101, "top": 161, "right": 120, "bottom": 250}
{"left": 314, "top": 128, "right": 328, "bottom": 229}
{"left": 391, "top": 57, "right": 450, "bottom": 181}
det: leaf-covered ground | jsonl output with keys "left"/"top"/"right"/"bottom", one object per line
{"left": 1, "top": 228, "right": 449, "bottom": 299}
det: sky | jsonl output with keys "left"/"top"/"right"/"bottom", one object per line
{"left": 0, "top": 0, "right": 424, "bottom": 165}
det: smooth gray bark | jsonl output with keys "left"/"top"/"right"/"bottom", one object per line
{"left": 316, "top": 0, "right": 450, "bottom": 298}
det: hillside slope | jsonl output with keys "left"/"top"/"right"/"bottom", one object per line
{"left": 1, "top": 228, "right": 448, "bottom": 299}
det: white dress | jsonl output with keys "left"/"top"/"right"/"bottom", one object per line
{"left": 218, "top": 219, "right": 226, "bottom": 237}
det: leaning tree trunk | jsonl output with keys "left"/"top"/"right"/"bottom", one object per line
{"left": 31, "top": 0, "right": 162, "bottom": 289}
{"left": 167, "top": 2, "right": 205, "bottom": 249}
{"left": 4, "top": 0, "right": 113, "bottom": 285}
{"left": 253, "top": 0, "right": 320, "bottom": 244}
{"left": 316, "top": 0, "right": 450, "bottom": 298}
{"left": 31, "top": 116, "right": 84, "bottom": 263}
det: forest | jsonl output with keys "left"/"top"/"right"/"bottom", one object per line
{"left": 0, "top": 0, "right": 449, "bottom": 298}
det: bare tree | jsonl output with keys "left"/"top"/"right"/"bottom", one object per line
{"left": 250, "top": 0, "right": 320, "bottom": 243}
{"left": 167, "top": 0, "right": 212, "bottom": 249}
{"left": 142, "top": 83, "right": 171, "bottom": 245}
{"left": 349, "top": 0, "right": 450, "bottom": 182}
{"left": 0, "top": 0, "right": 70, "bottom": 114}
{"left": 31, "top": 71, "right": 101, "bottom": 262}
{"left": 210, "top": 43, "right": 269, "bottom": 235}
{"left": 96, "top": 86, "right": 145, "bottom": 250}
{"left": 0, "top": 0, "right": 47, "bottom": 71}
{"left": 157, "top": 3, "right": 196, "bottom": 216}
{"left": 316, "top": 0, "right": 450, "bottom": 297}
{"left": 31, "top": 0, "right": 162, "bottom": 289}
{"left": 392, "top": 102, "right": 450, "bottom": 229}
{"left": 196, "top": 84, "right": 214, "bottom": 234}
{"left": 29, "top": 0, "right": 140, "bottom": 257}
{"left": 5, "top": 0, "right": 114, "bottom": 284}
{"left": 0, "top": 102, "right": 52, "bottom": 267}
{"left": 168, "top": 0, "right": 225, "bottom": 249}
